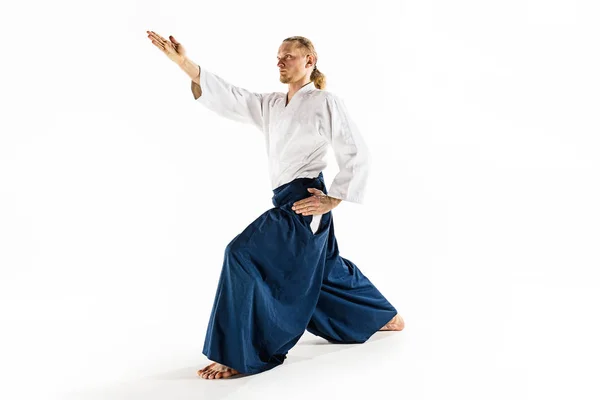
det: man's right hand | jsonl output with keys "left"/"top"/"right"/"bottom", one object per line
{"left": 147, "top": 30, "right": 186, "bottom": 65}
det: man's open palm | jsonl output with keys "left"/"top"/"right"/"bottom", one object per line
{"left": 147, "top": 30, "right": 186, "bottom": 63}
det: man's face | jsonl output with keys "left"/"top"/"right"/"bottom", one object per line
{"left": 277, "top": 42, "right": 312, "bottom": 84}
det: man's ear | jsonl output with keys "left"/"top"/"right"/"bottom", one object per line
{"left": 306, "top": 55, "right": 314, "bottom": 67}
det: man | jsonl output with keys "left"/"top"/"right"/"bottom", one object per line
{"left": 146, "top": 31, "right": 405, "bottom": 380}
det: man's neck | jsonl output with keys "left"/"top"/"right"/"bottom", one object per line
{"left": 287, "top": 78, "right": 312, "bottom": 104}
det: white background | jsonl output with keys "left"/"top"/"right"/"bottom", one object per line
{"left": 1, "top": 0, "right": 599, "bottom": 399}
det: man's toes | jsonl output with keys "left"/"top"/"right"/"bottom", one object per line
{"left": 217, "top": 370, "right": 236, "bottom": 379}
{"left": 198, "top": 362, "right": 215, "bottom": 375}
{"left": 215, "top": 371, "right": 223, "bottom": 379}
{"left": 222, "top": 370, "right": 235, "bottom": 378}
{"left": 201, "top": 369, "right": 212, "bottom": 379}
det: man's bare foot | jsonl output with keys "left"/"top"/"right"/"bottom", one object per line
{"left": 197, "top": 361, "right": 240, "bottom": 379}
{"left": 379, "top": 313, "right": 405, "bottom": 331}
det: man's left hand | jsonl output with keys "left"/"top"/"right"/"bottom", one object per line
{"left": 292, "top": 188, "right": 342, "bottom": 216}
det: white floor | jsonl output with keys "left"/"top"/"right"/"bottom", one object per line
{"left": 58, "top": 330, "right": 411, "bottom": 400}
{"left": 5, "top": 284, "right": 600, "bottom": 400}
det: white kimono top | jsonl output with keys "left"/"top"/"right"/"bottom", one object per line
{"left": 193, "top": 66, "right": 371, "bottom": 204}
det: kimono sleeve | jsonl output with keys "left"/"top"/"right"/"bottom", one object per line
{"left": 318, "top": 94, "right": 372, "bottom": 204}
{"left": 193, "top": 66, "right": 265, "bottom": 132}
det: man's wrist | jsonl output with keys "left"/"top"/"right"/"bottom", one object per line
{"left": 177, "top": 57, "right": 201, "bottom": 83}
{"left": 328, "top": 196, "right": 342, "bottom": 207}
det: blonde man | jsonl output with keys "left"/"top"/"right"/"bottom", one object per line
{"left": 147, "top": 31, "right": 404, "bottom": 380}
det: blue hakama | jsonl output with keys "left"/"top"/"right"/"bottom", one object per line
{"left": 202, "top": 172, "right": 397, "bottom": 374}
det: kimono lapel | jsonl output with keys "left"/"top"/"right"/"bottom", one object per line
{"left": 284, "top": 81, "right": 315, "bottom": 108}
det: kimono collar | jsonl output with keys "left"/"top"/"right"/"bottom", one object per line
{"left": 290, "top": 81, "right": 315, "bottom": 96}
{"left": 298, "top": 81, "right": 315, "bottom": 93}
{"left": 285, "top": 81, "right": 315, "bottom": 106}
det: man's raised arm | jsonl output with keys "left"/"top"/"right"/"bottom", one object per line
{"left": 146, "top": 31, "right": 264, "bottom": 131}
{"left": 187, "top": 63, "right": 265, "bottom": 131}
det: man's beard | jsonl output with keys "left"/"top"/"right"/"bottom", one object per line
{"left": 279, "top": 73, "right": 291, "bottom": 84}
